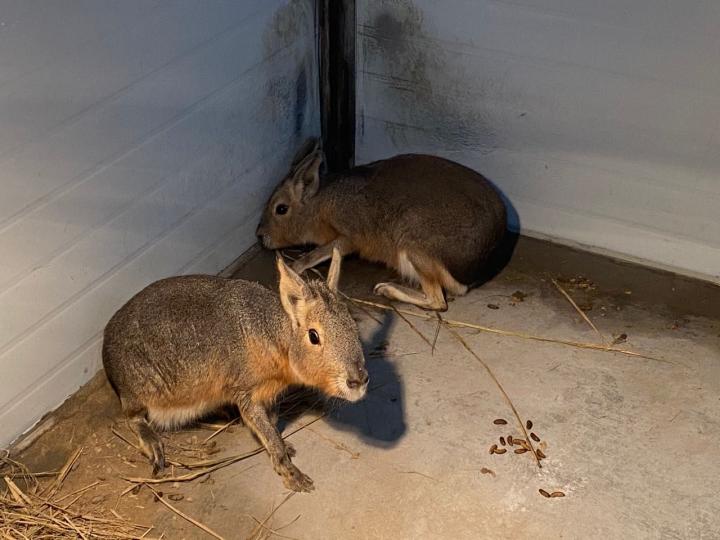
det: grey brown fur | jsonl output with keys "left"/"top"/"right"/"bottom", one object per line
{"left": 256, "top": 140, "right": 507, "bottom": 310}
{"left": 102, "top": 250, "right": 367, "bottom": 492}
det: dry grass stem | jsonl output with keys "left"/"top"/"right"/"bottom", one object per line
{"left": 551, "top": 278, "right": 605, "bottom": 343}
{"left": 247, "top": 492, "right": 296, "bottom": 540}
{"left": 121, "top": 414, "right": 327, "bottom": 488}
{"left": 0, "top": 452, "right": 155, "bottom": 540}
{"left": 347, "top": 298, "right": 385, "bottom": 326}
{"left": 389, "top": 303, "right": 433, "bottom": 350}
{"left": 54, "top": 480, "right": 102, "bottom": 504}
{"left": 44, "top": 447, "right": 83, "bottom": 498}
{"left": 347, "top": 296, "right": 671, "bottom": 364}
{"left": 146, "top": 485, "right": 225, "bottom": 540}
{"left": 306, "top": 428, "right": 360, "bottom": 459}
{"left": 202, "top": 418, "right": 239, "bottom": 444}
{"left": 432, "top": 312, "right": 442, "bottom": 354}
{"left": 439, "top": 317, "right": 542, "bottom": 469}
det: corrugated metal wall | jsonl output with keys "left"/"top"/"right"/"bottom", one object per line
{"left": 0, "top": 0, "right": 318, "bottom": 447}
{"left": 356, "top": 0, "right": 720, "bottom": 283}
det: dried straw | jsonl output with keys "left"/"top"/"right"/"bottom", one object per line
{"left": 146, "top": 485, "right": 224, "bottom": 540}
{"left": 347, "top": 297, "right": 672, "bottom": 364}
{"left": 439, "top": 318, "right": 542, "bottom": 468}
{"left": 551, "top": 278, "right": 605, "bottom": 344}
{"left": 247, "top": 492, "right": 296, "bottom": 540}
{"left": 389, "top": 303, "right": 433, "bottom": 350}
{"left": 202, "top": 418, "right": 240, "bottom": 444}
{"left": 120, "top": 414, "right": 327, "bottom": 488}
{"left": 0, "top": 450, "right": 154, "bottom": 539}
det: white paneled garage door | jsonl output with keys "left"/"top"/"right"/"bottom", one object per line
{"left": 0, "top": 0, "right": 318, "bottom": 447}
{"left": 356, "top": 0, "right": 720, "bottom": 284}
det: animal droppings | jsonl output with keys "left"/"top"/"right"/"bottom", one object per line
{"left": 514, "top": 448, "right": 528, "bottom": 454}
{"left": 526, "top": 420, "right": 533, "bottom": 429}
{"left": 550, "top": 491, "right": 565, "bottom": 498}
{"left": 539, "top": 489, "right": 551, "bottom": 498}
{"left": 507, "top": 435, "right": 514, "bottom": 445}
{"left": 530, "top": 432, "right": 540, "bottom": 442}
{"left": 494, "top": 448, "right": 507, "bottom": 455}
{"left": 489, "top": 444, "right": 498, "bottom": 455}
{"left": 493, "top": 419, "right": 507, "bottom": 425}
{"left": 536, "top": 449, "right": 547, "bottom": 459}
{"left": 499, "top": 437, "right": 506, "bottom": 446}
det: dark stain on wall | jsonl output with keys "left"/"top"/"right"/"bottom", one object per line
{"left": 361, "top": 0, "right": 497, "bottom": 152}
{"left": 263, "top": 0, "right": 316, "bottom": 141}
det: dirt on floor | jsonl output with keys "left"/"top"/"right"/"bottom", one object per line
{"left": 4, "top": 236, "right": 720, "bottom": 539}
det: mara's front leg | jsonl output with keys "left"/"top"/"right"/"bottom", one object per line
{"left": 291, "top": 238, "right": 351, "bottom": 275}
{"left": 238, "top": 401, "right": 314, "bottom": 492}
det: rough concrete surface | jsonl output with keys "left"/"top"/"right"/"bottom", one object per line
{"left": 9, "top": 237, "right": 720, "bottom": 539}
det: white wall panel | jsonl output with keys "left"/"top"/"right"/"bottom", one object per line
{"left": 357, "top": 0, "right": 720, "bottom": 282}
{"left": 0, "top": 0, "right": 319, "bottom": 447}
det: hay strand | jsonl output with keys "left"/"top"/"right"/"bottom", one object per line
{"left": 439, "top": 317, "right": 542, "bottom": 468}
{"left": 347, "top": 296, "right": 672, "bottom": 364}
{"left": 202, "top": 418, "right": 239, "bottom": 444}
{"left": 551, "top": 278, "right": 605, "bottom": 344}
{"left": 146, "top": 485, "right": 224, "bottom": 540}
{"left": 121, "top": 414, "right": 327, "bottom": 487}
{"left": 389, "top": 303, "right": 433, "bottom": 350}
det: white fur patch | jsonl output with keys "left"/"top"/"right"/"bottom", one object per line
{"left": 397, "top": 251, "right": 420, "bottom": 283}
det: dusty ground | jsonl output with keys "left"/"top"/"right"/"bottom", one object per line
{"left": 7, "top": 236, "right": 720, "bottom": 539}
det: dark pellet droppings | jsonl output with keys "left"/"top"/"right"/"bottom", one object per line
{"left": 539, "top": 489, "right": 551, "bottom": 498}
{"left": 507, "top": 435, "right": 514, "bottom": 445}
{"left": 550, "top": 491, "right": 565, "bottom": 498}
{"left": 526, "top": 420, "right": 533, "bottom": 430}
{"left": 494, "top": 448, "right": 507, "bottom": 454}
{"left": 487, "top": 304, "right": 500, "bottom": 310}
{"left": 489, "top": 444, "right": 498, "bottom": 455}
{"left": 493, "top": 419, "right": 508, "bottom": 425}
{"left": 514, "top": 448, "right": 528, "bottom": 454}
{"left": 536, "top": 449, "right": 547, "bottom": 459}
{"left": 499, "top": 437, "right": 506, "bottom": 446}
{"left": 531, "top": 432, "right": 540, "bottom": 442}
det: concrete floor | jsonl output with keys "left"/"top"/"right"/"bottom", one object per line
{"left": 11, "top": 237, "right": 720, "bottom": 539}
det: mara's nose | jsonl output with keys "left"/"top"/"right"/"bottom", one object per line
{"left": 346, "top": 366, "right": 369, "bottom": 389}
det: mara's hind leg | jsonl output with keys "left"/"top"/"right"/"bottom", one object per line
{"left": 440, "top": 268, "right": 468, "bottom": 297}
{"left": 373, "top": 254, "right": 448, "bottom": 311}
{"left": 124, "top": 403, "right": 165, "bottom": 476}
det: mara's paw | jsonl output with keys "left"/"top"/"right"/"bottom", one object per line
{"left": 373, "top": 282, "right": 391, "bottom": 297}
{"left": 147, "top": 439, "right": 165, "bottom": 477}
{"left": 137, "top": 429, "right": 165, "bottom": 477}
{"left": 281, "top": 464, "right": 315, "bottom": 493}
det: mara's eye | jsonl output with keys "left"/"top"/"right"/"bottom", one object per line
{"left": 308, "top": 329, "right": 320, "bottom": 345}
{"left": 275, "top": 204, "right": 289, "bottom": 215}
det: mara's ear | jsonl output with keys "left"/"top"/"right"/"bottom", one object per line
{"left": 290, "top": 149, "right": 323, "bottom": 202}
{"left": 326, "top": 247, "right": 342, "bottom": 292}
{"left": 290, "top": 137, "right": 321, "bottom": 170}
{"left": 277, "top": 254, "right": 310, "bottom": 328}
